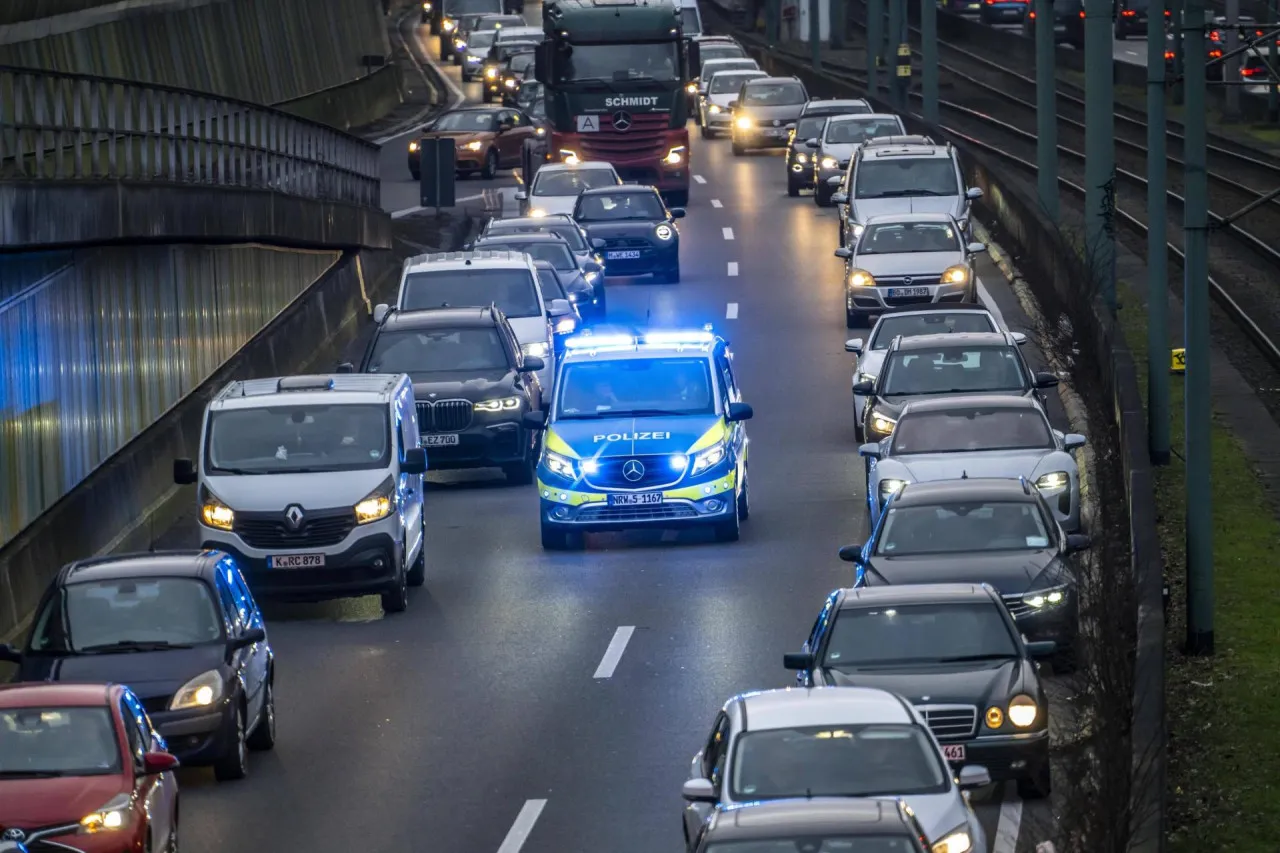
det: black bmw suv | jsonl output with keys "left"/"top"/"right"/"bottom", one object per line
{"left": 349, "top": 306, "right": 545, "bottom": 484}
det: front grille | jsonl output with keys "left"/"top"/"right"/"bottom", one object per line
{"left": 234, "top": 508, "right": 356, "bottom": 550}
{"left": 578, "top": 112, "right": 671, "bottom": 160}
{"left": 1002, "top": 594, "right": 1033, "bottom": 619}
{"left": 601, "top": 237, "right": 652, "bottom": 249}
{"left": 577, "top": 503, "right": 698, "bottom": 522}
{"left": 883, "top": 294, "right": 936, "bottom": 306}
{"left": 417, "top": 399, "right": 474, "bottom": 432}
{"left": 916, "top": 704, "right": 978, "bottom": 741}
{"left": 876, "top": 276, "right": 943, "bottom": 288}
{"left": 584, "top": 454, "right": 685, "bottom": 490}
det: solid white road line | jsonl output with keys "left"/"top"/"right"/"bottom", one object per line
{"left": 727, "top": 262, "right": 739, "bottom": 277}
{"left": 496, "top": 800, "right": 548, "bottom": 853}
{"left": 693, "top": 174, "right": 707, "bottom": 184}
{"left": 726, "top": 302, "right": 739, "bottom": 319}
{"left": 373, "top": 9, "right": 463, "bottom": 146}
{"left": 975, "top": 277, "right": 1008, "bottom": 331}
{"left": 390, "top": 193, "right": 486, "bottom": 219}
{"left": 722, "top": 227, "right": 734, "bottom": 240}
{"left": 711, "top": 199, "right": 723, "bottom": 208}
{"left": 592, "top": 627, "right": 636, "bottom": 679}
{"left": 991, "top": 786, "right": 1024, "bottom": 853}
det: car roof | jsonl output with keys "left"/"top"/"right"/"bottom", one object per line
{"left": 900, "top": 394, "right": 1041, "bottom": 415}
{"left": 211, "top": 373, "right": 403, "bottom": 409}
{"left": 403, "top": 250, "right": 533, "bottom": 271}
{"left": 860, "top": 139, "right": 952, "bottom": 158}
{"left": 893, "top": 477, "right": 1035, "bottom": 506}
{"left": 744, "top": 75, "right": 803, "bottom": 86}
{"left": 536, "top": 161, "right": 615, "bottom": 173}
{"left": 381, "top": 306, "right": 501, "bottom": 331}
{"left": 560, "top": 339, "right": 721, "bottom": 363}
{"left": 0, "top": 683, "right": 114, "bottom": 709}
{"left": 804, "top": 98, "right": 871, "bottom": 112}
{"left": 708, "top": 69, "right": 766, "bottom": 79}
{"left": 733, "top": 687, "right": 912, "bottom": 730}
{"left": 578, "top": 184, "right": 658, "bottom": 197}
{"left": 60, "top": 549, "right": 224, "bottom": 585}
{"left": 474, "top": 232, "right": 570, "bottom": 244}
{"left": 891, "top": 331, "right": 1011, "bottom": 350}
{"left": 837, "top": 582, "right": 999, "bottom": 608}
{"left": 708, "top": 798, "right": 912, "bottom": 840}
{"left": 863, "top": 211, "right": 958, "bottom": 225}
{"left": 873, "top": 303, "right": 995, "bottom": 318}
{"left": 486, "top": 215, "right": 577, "bottom": 228}
{"left": 827, "top": 112, "right": 899, "bottom": 123}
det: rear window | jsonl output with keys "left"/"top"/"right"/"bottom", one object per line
{"left": 742, "top": 81, "right": 807, "bottom": 105}
{"left": 708, "top": 72, "right": 764, "bottom": 94}
{"left": 400, "top": 269, "right": 541, "bottom": 318}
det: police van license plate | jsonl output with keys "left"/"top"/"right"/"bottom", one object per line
{"left": 423, "top": 434, "right": 459, "bottom": 447}
{"left": 607, "top": 250, "right": 641, "bottom": 260}
{"left": 608, "top": 492, "right": 663, "bottom": 506}
{"left": 887, "top": 286, "right": 931, "bottom": 298}
{"left": 941, "top": 744, "right": 966, "bottom": 762}
{"left": 270, "top": 554, "right": 325, "bottom": 569}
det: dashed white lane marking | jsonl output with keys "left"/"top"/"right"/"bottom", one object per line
{"left": 727, "top": 262, "right": 739, "bottom": 277}
{"left": 722, "top": 227, "right": 735, "bottom": 240}
{"left": 693, "top": 174, "right": 707, "bottom": 184}
{"left": 391, "top": 193, "right": 486, "bottom": 219}
{"left": 711, "top": 199, "right": 723, "bottom": 208}
{"left": 975, "top": 277, "right": 1007, "bottom": 330}
{"left": 496, "top": 800, "right": 547, "bottom": 853}
{"left": 726, "top": 302, "right": 739, "bottom": 319}
{"left": 592, "top": 627, "right": 636, "bottom": 679}
{"left": 991, "top": 785, "right": 1024, "bottom": 853}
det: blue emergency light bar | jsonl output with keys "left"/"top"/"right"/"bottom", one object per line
{"left": 563, "top": 325, "right": 717, "bottom": 353}
{"left": 563, "top": 332, "right": 637, "bottom": 351}
{"left": 641, "top": 328, "right": 715, "bottom": 347}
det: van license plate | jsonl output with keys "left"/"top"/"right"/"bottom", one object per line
{"left": 423, "top": 434, "right": 460, "bottom": 446}
{"left": 270, "top": 554, "right": 325, "bottom": 569}
{"left": 941, "top": 744, "right": 967, "bottom": 762}
{"left": 608, "top": 492, "right": 663, "bottom": 506}
{"left": 607, "top": 250, "right": 641, "bottom": 259}
{"left": 887, "top": 286, "right": 931, "bottom": 298}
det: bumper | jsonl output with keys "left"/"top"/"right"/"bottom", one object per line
{"left": 732, "top": 127, "right": 791, "bottom": 148}
{"left": 846, "top": 281, "right": 973, "bottom": 316}
{"left": 599, "top": 244, "right": 678, "bottom": 276}
{"left": 537, "top": 469, "right": 737, "bottom": 531}
{"left": 152, "top": 702, "right": 235, "bottom": 764}
{"left": 948, "top": 729, "right": 1050, "bottom": 783}
{"left": 421, "top": 422, "right": 533, "bottom": 470}
{"left": 703, "top": 109, "right": 732, "bottom": 130}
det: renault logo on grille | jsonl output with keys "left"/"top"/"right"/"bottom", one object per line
{"left": 2, "top": 829, "right": 26, "bottom": 842}
{"left": 622, "top": 459, "right": 645, "bottom": 481}
{"left": 284, "top": 505, "right": 305, "bottom": 530}
{"left": 612, "top": 111, "right": 632, "bottom": 131}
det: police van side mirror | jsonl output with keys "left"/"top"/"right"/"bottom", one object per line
{"left": 402, "top": 447, "right": 428, "bottom": 475}
{"left": 726, "top": 402, "right": 753, "bottom": 422}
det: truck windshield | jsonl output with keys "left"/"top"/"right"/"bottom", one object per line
{"left": 556, "top": 42, "right": 680, "bottom": 82}
{"left": 680, "top": 8, "right": 701, "bottom": 32}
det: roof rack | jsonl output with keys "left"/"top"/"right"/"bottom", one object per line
{"left": 276, "top": 376, "right": 336, "bottom": 393}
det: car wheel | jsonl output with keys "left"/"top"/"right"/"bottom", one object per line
{"left": 212, "top": 704, "right": 248, "bottom": 782}
{"left": 738, "top": 466, "right": 750, "bottom": 521}
{"left": 815, "top": 186, "right": 832, "bottom": 207}
{"left": 481, "top": 148, "right": 499, "bottom": 180}
{"left": 1017, "top": 764, "right": 1052, "bottom": 799}
{"left": 731, "top": 142, "right": 745, "bottom": 156}
{"left": 787, "top": 180, "right": 799, "bottom": 197}
{"left": 714, "top": 494, "right": 741, "bottom": 542}
{"left": 410, "top": 166, "right": 420, "bottom": 182}
{"left": 381, "top": 551, "right": 409, "bottom": 613}
{"left": 846, "top": 308, "right": 863, "bottom": 329}
{"left": 246, "top": 677, "right": 276, "bottom": 751}
{"left": 407, "top": 517, "right": 427, "bottom": 586}
{"left": 541, "top": 523, "right": 584, "bottom": 550}
{"left": 503, "top": 457, "right": 536, "bottom": 485}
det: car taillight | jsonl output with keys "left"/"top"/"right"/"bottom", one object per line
{"left": 1028, "top": 9, "right": 1035, "bottom": 17}
{"left": 1209, "top": 49, "right": 1223, "bottom": 57}
{"left": 1242, "top": 66, "right": 1262, "bottom": 76}
{"left": 1210, "top": 30, "right": 1220, "bottom": 39}
{"left": 1122, "top": 9, "right": 1136, "bottom": 16}
{"left": 1078, "top": 10, "right": 1085, "bottom": 16}
{"left": 1164, "top": 50, "right": 1175, "bottom": 59}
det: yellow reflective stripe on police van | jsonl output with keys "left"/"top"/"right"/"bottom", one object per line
{"left": 543, "top": 429, "right": 579, "bottom": 458}
{"left": 537, "top": 470, "right": 737, "bottom": 505}
{"left": 686, "top": 419, "right": 727, "bottom": 452}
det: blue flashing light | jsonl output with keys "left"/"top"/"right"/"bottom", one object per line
{"left": 581, "top": 459, "right": 600, "bottom": 475}
{"left": 563, "top": 333, "right": 637, "bottom": 351}
{"left": 641, "top": 327, "right": 715, "bottom": 347}
{"left": 669, "top": 453, "right": 688, "bottom": 471}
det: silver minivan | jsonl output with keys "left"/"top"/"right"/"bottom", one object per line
{"left": 173, "top": 373, "right": 427, "bottom": 614}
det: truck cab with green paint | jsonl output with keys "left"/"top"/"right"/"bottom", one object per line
{"left": 534, "top": 0, "right": 692, "bottom": 206}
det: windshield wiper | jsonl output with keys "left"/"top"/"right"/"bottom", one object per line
{"left": 77, "top": 641, "right": 195, "bottom": 654}
{"left": 0, "top": 769, "right": 68, "bottom": 778}
{"left": 936, "top": 653, "right": 1020, "bottom": 663}
{"left": 562, "top": 76, "right": 619, "bottom": 92}
{"left": 605, "top": 408, "right": 699, "bottom": 417}
{"left": 209, "top": 466, "right": 267, "bottom": 475}
{"left": 865, "top": 189, "right": 950, "bottom": 197}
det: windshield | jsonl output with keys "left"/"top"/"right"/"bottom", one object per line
{"left": 794, "top": 115, "right": 829, "bottom": 139}
{"left": 205, "top": 404, "right": 391, "bottom": 474}
{"left": 855, "top": 158, "right": 959, "bottom": 198}
{"left": 432, "top": 110, "right": 499, "bottom": 132}
{"left": 708, "top": 71, "right": 765, "bottom": 94}
{"left": 680, "top": 7, "right": 702, "bottom": 32}
{"left": 891, "top": 407, "right": 1053, "bottom": 454}
{"left": 575, "top": 191, "right": 666, "bottom": 222}
{"left": 367, "top": 327, "right": 509, "bottom": 374}
{"left": 476, "top": 240, "right": 575, "bottom": 270}
{"left": 497, "top": 43, "right": 536, "bottom": 61}
{"left": 825, "top": 603, "right": 1018, "bottom": 667}
{"left": 869, "top": 312, "right": 996, "bottom": 349}
{"left": 880, "top": 346, "right": 1027, "bottom": 395}
{"left": 825, "top": 117, "right": 904, "bottom": 144}
{"left": 532, "top": 168, "right": 620, "bottom": 197}
{"left": 707, "top": 840, "right": 920, "bottom": 853}
{"left": 536, "top": 268, "right": 567, "bottom": 300}
{"left": 517, "top": 81, "right": 544, "bottom": 109}
{"left": 31, "top": 578, "right": 223, "bottom": 652}
{"left": 742, "top": 81, "right": 806, "bottom": 105}
{"left": 555, "top": 42, "right": 680, "bottom": 83}
{"left": 731, "top": 724, "right": 948, "bottom": 799}
{"left": 468, "top": 30, "right": 497, "bottom": 48}
{"left": 488, "top": 223, "right": 587, "bottom": 251}
{"left": 876, "top": 500, "right": 1053, "bottom": 555}
{"left": 701, "top": 60, "right": 758, "bottom": 82}
{"left": 858, "top": 222, "right": 960, "bottom": 254}
{"left": 400, "top": 269, "right": 541, "bottom": 317}
{"left": 556, "top": 358, "right": 715, "bottom": 418}
{"left": 700, "top": 46, "right": 746, "bottom": 63}
{"left": 0, "top": 707, "right": 122, "bottom": 777}
{"left": 509, "top": 53, "right": 534, "bottom": 73}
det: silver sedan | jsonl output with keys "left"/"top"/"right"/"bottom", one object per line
{"left": 862, "top": 394, "right": 1085, "bottom": 531}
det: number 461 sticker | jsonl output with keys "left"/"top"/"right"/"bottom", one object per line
{"left": 1171, "top": 348, "right": 1186, "bottom": 374}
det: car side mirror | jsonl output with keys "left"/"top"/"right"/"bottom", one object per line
{"left": 726, "top": 99, "right": 738, "bottom": 110}
{"left": 669, "top": 207, "right": 686, "bottom": 219}
{"left": 401, "top": 447, "right": 428, "bottom": 475}
{"left": 783, "top": 652, "right": 815, "bottom": 671}
{"left": 682, "top": 778, "right": 717, "bottom": 803}
{"left": 852, "top": 380, "right": 875, "bottom": 394}
{"left": 837, "top": 544, "right": 863, "bottom": 563}
{"left": 1010, "top": 332, "right": 1028, "bottom": 345}
{"left": 804, "top": 137, "right": 819, "bottom": 148}
{"left": 142, "top": 751, "right": 180, "bottom": 775}
{"left": 844, "top": 338, "right": 863, "bottom": 354}
{"left": 957, "top": 765, "right": 991, "bottom": 789}
{"left": 966, "top": 187, "right": 984, "bottom": 200}
{"left": 831, "top": 191, "right": 848, "bottom": 204}
{"left": 1063, "top": 433, "right": 1087, "bottom": 451}
{"left": 1066, "top": 533, "right": 1093, "bottom": 552}
{"left": 0, "top": 643, "right": 21, "bottom": 664}
{"left": 231, "top": 627, "right": 267, "bottom": 650}
{"left": 173, "top": 458, "right": 197, "bottom": 486}
{"left": 514, "top": 190, "right": 529, "bottom": 201}
{"left": 336, "top": 362, "right": 355, "bottom": 374}
{"left": 858, "top": 442, "right": 881, "bottom": 459}
{"left": 548, "top": 298, "right": 572, "bottom": 317}
{"left": 591, "top": 237, "right": 606, "bottom": 248}
{"left": 834, "top": 247, "right": 852, "bottom": 259}
{"left": 967, "top": 241, "right": 987, "bottom": 254}
{"left": 373, "top": 303, "right": 391, "bottom": 324}
{"left": 498, "top": 120, "right": 514, "bottom": 133}
{"left": 827, "top": 175, "right": 843, "bottom": 187}
{"left": 1034, "top": 371, "right": 1059, "bottom": 389}
{"left": 1025, "top": 640, "right": 1057, "bottom": 659}
{"left": 726, "top": 402, "right": 754, "bottom": 422}
{"left": 523, "top": 410, "right": 548, "bottom": 430}
{"left": 521, "top": 355, "right": 545, "bottom": 372}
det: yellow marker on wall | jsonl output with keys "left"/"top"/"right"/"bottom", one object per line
{"left": 1171, "top": 348, "right": 1186, "bottom": 374}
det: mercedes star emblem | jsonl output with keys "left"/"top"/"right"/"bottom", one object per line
{"left": 1, "top": 829, "right": 25, "bottom": 842}
{"left": 612, "top": 111, "right": 632, "bottom": 132}
{"left": 622, "top": 459, "right": 645, "bottom": 481}
{"left": 902, "top": 276, "right": 913, "bottom": 286}
{"left": 284, "top": 505, "right": 305, "bottom": 530}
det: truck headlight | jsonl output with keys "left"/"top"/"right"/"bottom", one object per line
{"left": 1022, "top": 585, "right": 1067, "bottom": 609}
{"left": 559, "top": 149, "right": 580, "bottom": 164}
{"left": 869, "top": 411, "right": 897, "bottom": 434}
{"left": 169, "top": 669, "right": 224, "bottom": 711}
{"left": 1008, "top": 694, "right": 1039, "bottom": 728}
{"left": 655, "top": 224, "right": 674, "bottom": 240}
{"left": 81, "top": 794, "right": 132, "bottom": 833}
{"left": 544, "top": 450, "right": 576, "bottom": 478}
{"left": 201, "top": 496, "right": 234, "bottom": 531}
{"left": 522, "top": 341, "right": 551, "bottom": 359}
{"left": 941, "top": 264, "right": 969, "bottom": 284}
{"left": 475, "top": 396, "right": 521, "bottom": 412}
{"left": 932, "top": 829, "right": 973, "bottom": 853}
{"left": 879, "top": 478, "right": 907, "bottom": 501}
{"left": 691, "top": 440, "right": 727, "bottom": 476}
{"left": 355, "top": 477, "right": 396, "bottom": 524}
{"left": 1035, "top": 471, "right": 1069, "bottom": 491}
{"left": 820, "top": 156, "right": 837, "bottom": 169}
{"left": 848, "top": 268, "right": 875, "bottom": 288}
{"left": 664, "top": 146, "right": 686, "bottom": 165}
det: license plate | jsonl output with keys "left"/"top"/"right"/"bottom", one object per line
{"left": 423, "top": 434, "right": 460, "bottom": 447}
{"left": 607, "top": 250, "right": 641, "bottom": 260}
{"left": 888, "top": 286, "right": 931, "bottom": 298}
{"left": 941, "top": 744, "right": 967, "bottom": 762}
{"left": 608, "top": 492, "right": 663, "bottom": 506}
{"left": 764, "top": 127, "right": 786, "bottom": 136}
{"left": 269, "top": 553, "right": 325, "bottom": 569}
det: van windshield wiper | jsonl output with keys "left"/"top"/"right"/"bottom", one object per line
{"left": 77, "top": 640, "right": 195, "bottom": 653}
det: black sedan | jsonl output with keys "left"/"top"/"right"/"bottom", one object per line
{"left": 838, "top": 477, "right": 1091, "bottom": 670}
{"left": 572, "top": 185, "right": 685, "bottom": 283}
{"left": 471, "top": 232, "right": 605, "bottom": 316}
{"left": 784, "top": 582, "right": 1056, "bottom": 798}
{"left": 0, "top": 550, "right": 274, "bottom": 781}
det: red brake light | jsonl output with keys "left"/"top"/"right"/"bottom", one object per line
{"left": 1122, "top": 9, "right": 1136, "bottom": 16}
{"left": 1028, "top": 9, "right": 1035, "bottom": 16}
{"left": 1164, "top": 9, "right": 1170, "bottom": 15}
{"left": 1164, "top": 50, "right": 1175, "bottom": 59}
{"left": 1209, "top": 49, "right": 1223, "bottom": 57}
{"left": 1242, "top": 66, "right": 1262, "bottom": 76}
{"left": 1079, "top": 10, "right": 1085, "bottom": 17}
{"left": 1210, "top": 30, "right": 1220, "bottom": 39}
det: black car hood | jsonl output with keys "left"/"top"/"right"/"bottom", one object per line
{"left": 554, "top": 269, "right": 592, "bottom": 296}
{"left": 822, "top": 659, "right": 1026, "bottom": 705}
{"left": 411, "top": 368, "right": 517, "bottom": 403}
{"left": 19, "top": 644, "right": 226, "bottom": 701}
{"left": 864, "top": 550, "right": 1060, "bottom": 595}
{"left": 580, "top": 220, "right": 668, "bottom": 240}
{"left": 874, "top": 388, "right": 1029, "bottom": 419}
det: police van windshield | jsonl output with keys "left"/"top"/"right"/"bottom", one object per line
{"left": 532, "top": 168, "right": 620, "bottom": 196}
{"left": 401, "top": 269, "right": 541, "bottom": 318}
{"left": 869, "top": 312, "right": 996, "bottom": 349}
{"left": 206, "top": 404, "right": 391, "bottom": 475}
{"left": 855, "top": 158, "right": 959, "bottom": 198}
{"left": 825, "top": 117, "right": 904, "bottom": 144}
{"left": 708, "top": 71, "right": 765, "bottom": 94}
{"left": 556, "top": 42, "right": 681, "bottom": 83}
{"left": 881, "top": 346, "right": 1027, "bottom": 395}
{"left": 366, "top": 328, "right": 510, "bottom": 375}
{"left": 556, "top": 358, "right": 715, "bottom": 418}
{"left": 742, "top": 81, "right": 806, "bottom": 105}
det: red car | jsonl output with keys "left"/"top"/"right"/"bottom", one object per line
{"left": 0, "top": 683, "right": 179, "bottom": 852}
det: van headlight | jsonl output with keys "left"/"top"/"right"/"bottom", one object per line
{"left": 655, "top": 224, "right": 674, "bottom": 240}
{"left": 80, "top": 793, "right": 132, "bottom": 833}
{"left": 475, "top": 396, "right": 521, "bottom": 412}
{"left": 735, "top": 115, "right": 754, "bottom": 129}
{"left": 690, "top": 440, "right": 727, "bottom": 476}
{"left": 200, "top": 494, "right": 234, "bottom": 531}
{"left": 709, "top": 104, "right": 722, "bottom": 114}
{"left": 1035, "top": 471, "right": 1069, "bottom": 491}
{"left": 544, "top": 450, "right": 576, "bottom": 478}
{"left": 522, "top": 341, "right": 551, "bottom": 359}
{"left": 170, "top": 669, "right": 224, "bottom": 711}
{"left": 354, "top": 477, "right": 396, "bottom": 524}
{"left": 1008, "top": 694, "right": 1039, "bottom": 728}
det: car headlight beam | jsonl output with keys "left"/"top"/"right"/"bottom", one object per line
{"left": 169, "top": 669, "right": 224, "bottom": 711}
{"left": 201, "top": 496, "right": 234, "bottom": 531}
{"left": 735, "top": 115, "right": 754, "bottom": 129}
{"left": 474, "top": 396, "right": 521, "bottom": 412}
{"left": 709, "top": 104, "right": 722, "bottom": 114}
{"left": 655, "top": 224, "right": 674, "bottom": 240}
{"left": 409, "top": 140, "right": 420, "bottom": 152}
{"left": 545, "top": 450, "right": 576, "bottom": 478}
{"left": 664, "top": 146, "right": 685, "bottom": 165}
{"left": 878, "top": 478, "right": 907, "bottom": 502}
{"left": 1008, "top": 694, "right": 1038, "bottom": 728}
{"left": 932, "top": 829, "right": 973, "bottom": 853}
{"left": 848, "top": 268, "right": 875, "bottom": 288}
{"left": 869, "top": 410, "right": 897, "bottom": 434}
{"left": 354, "top": 476, "right": 396, "bottom": 524}
{"left": 1035, "top": 470, "right": 1069, "bottom": 491}
{"left": 485, "top": 66, "right": 498, "bottom": 78}
{"left": 941, "top": 264, "right": 970, "bottom": 284}
{"left": 1023, "top": 585, "right": 1067, "bottom": 609}
{"left": 521, "top": 341, "right": 551, "bottom": 359}
{"left": 465, "top": 140, "right": 483, "bottom": 151}
{"left": 80, "top": 793, "right": 132, "bottom": 834}
{"left": 691, "top": 440, "right": 727, "bottom": 476}
{"left": 820, "top": 156, "right": 838, "bottom": 169}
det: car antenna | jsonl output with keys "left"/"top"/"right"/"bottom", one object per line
{"left": 961, "top": 470, "right": 968, "bottom": 479}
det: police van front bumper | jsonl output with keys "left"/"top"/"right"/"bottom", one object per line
{"left": 536, "top": 469, "right": 738, "bottom": 531}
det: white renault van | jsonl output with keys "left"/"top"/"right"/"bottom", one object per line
{"left": 173, "top": 373, "right": 427, "bottom": 613}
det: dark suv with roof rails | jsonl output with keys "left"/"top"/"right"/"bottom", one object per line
{"left": 785, "top": 98, "right": 872, "bottom": 196}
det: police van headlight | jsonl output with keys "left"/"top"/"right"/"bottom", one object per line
{"left": 544, "top": 451, "right": 576, "bottom": 478}
{"left": 475, "top": 396, "right": 521, "bottom": 412}
{"left": 820, "top": 156, "right": 838, "bottom": 169}
{"left": 655, "top": 224, "right": 674, "bottom": 241}
{"left": 522, "top": 342, "right": 551, "bottom": 359}
{"left": 690, "top": 441, "right": 727, "bottom": 476}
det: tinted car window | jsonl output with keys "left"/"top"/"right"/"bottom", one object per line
{"left": 532, "top": 168, "right": 620, "bottom": 196}
{"left": 575, "top": 191, "right": 666, "bottom": 221}
{"left": 825, "top": 117, "right": 904, "bottom": 144}
{"left": 825, "top": 603, "right": 1018, "bottom": 666}
{"left": 742, "top": 81, "right": 806, "bottom": 105}
{"left": 0, "top": 707, "right": 122, "bottom": 775}
{"left": 31, "top": 578, "right": 223, "bottom": 652}
{"left": 401, "top": 269, "right": 541, "bottom": 317}
{"left": 876, "top": 500, "right": 1053, "bottom": 555}
{"left": 891, "top": 407, "right": 1053, "bottom": 454}
{"left": 206, "top": 404, "right": 391, "bottom": 474}
{"left": 859, "top": 222, "right": 960, "bottom": 253}
{"left": 487, "top": 223, "right": 588, "bottom": 252}
{"left": 881, "top": 345, "right": 1027, "bottom": 394}
{"left": 536, "top": 268, "right": 568, "bottom": 300}
{"left": 368, "top": 328, "right": 510, "bottom": 374}
{"left": 869, "top": 312, "right": 997, "bottom": 349}
{"left": 475, "top": 240, "right": 576, "bottom": 270}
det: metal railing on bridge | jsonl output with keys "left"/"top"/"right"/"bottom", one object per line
{"left": 0, "top": 64, "right": 382, "bottom": 208}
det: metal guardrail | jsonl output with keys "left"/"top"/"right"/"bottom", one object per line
{"left": 0, "top": 64, "right": 383, "bottom": 208}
